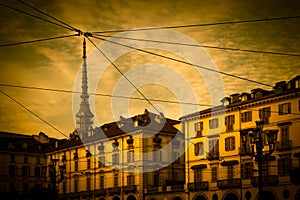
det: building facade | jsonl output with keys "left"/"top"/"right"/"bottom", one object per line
{"left": 47, "top": 109, "right": 185, "bottom": 200}
{"left": 179, "top": 75, "right": 300, "bottom": 200}
{"left": 0, "top": 132, "right": 58, "bottom": 199}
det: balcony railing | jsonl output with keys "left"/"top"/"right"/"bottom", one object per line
{"left": 251, "top": 175, "right": 278, "bottom": 187}
{"left": 123, "top": 185, "right": 137, "bottom": 193}
{"left": 95, "top": 188, "right": 106, "bottom": 196}
{"left": 171, "top": 184, "right": 184, "bottom": 191}
{"left": 188, "top": 182, "right": 209, "bottom": 191}
{"left": 217, "top": 178, "right": 241, "bottom": 189}
{"left": 147, "top": 186, "right": 159, "bottom": 194}
{"left": 107, "top": 187, "right": 121, "bottom": 195}
{"left": 276, "top": 140, "right": 292, "bottom": 150}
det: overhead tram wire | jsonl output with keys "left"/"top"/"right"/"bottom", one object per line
{"left": 2, "top": 84, "right": 300, "bottom": 116}
{"left": 86, "top": 36, "right": 163, "bottom": 115}
{"left": 0, "top": 34, "right": 79, "bottom": 48}
{"left": 91, "top": 35, "right": 273, "bottom": 88}
{"left": 0, "top": 2, "right": 75, "bottom": 32}
{"left": 0, "top": 90, "right": 68, "bottom": 139}
{"left": 17, "top": 0, "right": 81, "bottom": 33}
{"left": 91, "top": 15, "right": 300, "bottom": 34}
{"left": 0, "top": 83, "right": 211, "bottom": 107}
{"left": 95, "top": 34, "right": 300, "bottom": 57}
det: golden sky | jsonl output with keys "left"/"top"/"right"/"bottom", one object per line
{"left": 0, "top": 0, "right": 299, "bottom": 139}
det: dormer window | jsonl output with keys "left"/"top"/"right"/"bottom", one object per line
{"left": 22, "top": 143, "right": 28, "bottom": 149}
{"left": 254, "top": 92, "right": 262, "bottom": 98}
{"left": 296, "top": 79, "right": 300, "bottom": 89}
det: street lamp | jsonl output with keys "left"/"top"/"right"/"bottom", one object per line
{"left": 48, "top": 158, "right": 66, "bottom": 200}
{"left": 240, "top": 120, "right": 278, "bottom": 200}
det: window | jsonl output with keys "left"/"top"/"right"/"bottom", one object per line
{"left": 194, "top": 142, "right": 204, "bottom": 156}
{"left": 36, "top": 157, "right": 40, "bottom": 165}
{"left": 209, "top": 118, "right": 219, "bottom": 129}
{"left": 22, "top": 143, "right": 28, "bottom": 149}
{"left": 23, "top": 183, "right": 28, "bottom": 194}
{"left": 225, "top": 137, "right": 235, "bottom": 151}
{"left": 280, "top": 126, "right": 290, "bottom": 142}
{"left": 22, "top": 166, "right": 30, "bottom": 176}
{"left": 225, "top": 115, "right": 235, "bottom": 131}
{"left": 98, "top": 156, "right": 105, "bottom": 168}
{"left": 114, "top": 173, "right": 119, "bottom": 187}
{"left": 35, "top": 166, "right": 41, "bottom": 177}
{"left": 87, "top": 158, "right": 91, "bottom": 169}
{"left": 10, "top": 183, "right": 16, "bottom": 193}
{"left": 127, "top": 151, "right": 134, "bottom": 163}
{"left": 259, "top": 107, "right": 271, "bottom": 124}
{"left": 63, "top": 181, "right": 67, "bottom": 194}
{"left": 74, "top": 160, "right": 78, "bottom": 171}
{"left": 112, "top": 153, "right": 119, "bottom": 165}
{"left": 241, "top": 111, "right": 252, "bottom": 122}
{"left": 262, "top": 161, "right": 269, "bottom": 176}
{"left": 9, "top": 165, "right": 16, "bottom": 176}
{"left": 278, "top": 158, "right": 291, "bottom": 176}
{"left": 87, "top": 177, "right": 91, "bottom": 191}
{"left": 127, "top": 174, "right": 135, "bottom": 185}
{"left": 194, "top": 169, "right": 202, "bottom": 182}
{"left": 279, "top": 102, "right": 291, "bottom": 115}
{"left": 173, "top": 152, "right": 180, "bottom": 164}
{"left": 154, "top": 172, "right": 159, "bottom": 186}
{"left": 241, "top": 162, "right": 253, "bottom": 179}
{"left": 153, "top": 150, "right": 162, "bottom": 162}
{"left": 211, "top": 166, "right": 218, "bottom": 182}
{"left": 74, "top": 179, "right": 79, "bottom": 192}
{"left": 24, "top": 155, "right": 28, "bottom": 163}
{"left": 194, "top": 122, "right": 204, "bottom": 137}
{"left": 100, "top": 175, "right": 104, "bottom": 189}
{"left": 209, "top": 140, "right": 219, "bottom": 158}
{"left": 10, "top": 154, "right": 15, "bottom": 163}
{"left": 228, "top": 165, "right": 234, "bottom": 180}
{"left": 296, "top": 79, "right": 300, "bottom": 88}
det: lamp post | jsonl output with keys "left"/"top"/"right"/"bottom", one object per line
{"left": 240, "top": 121, "right": 278, "bottom": 200}
{"left": 48, "top": 158, "right": 66, "bottom": 200}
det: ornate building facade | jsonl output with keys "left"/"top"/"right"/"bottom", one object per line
{"left": 178, "top": 75, "right": 300, "bottom": 200}
{"left": 48, "top": 109, "right": 185, "bottom": 200}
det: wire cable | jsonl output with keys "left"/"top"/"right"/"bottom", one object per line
{"left": 95, "top": 34, "right": 300, "bottom": 57}
{"left": 0, "top": 2, "right": 75, "bottom": 32}
{"left": 86, "top": 37, "right": 163, "bottom": 114}
{"left": 91, "top": 15, "right": 300, "bottom": 34}
{"left": 0, "top": 34, "right": 79, "bottom": 47}
{"left": 91, "top": 35, "right": 273, "bottom": 87}
{"left": 0, "top": 83, "right": 211, "bottom": 107}
{"left": 1, "top": 84, "right": 300, "bottom": 115}
{"left": 0, "top": 89, "right": 68, "bottom": 138}
{"left": 17, "top": 0, "right": 81, "bottom": 33}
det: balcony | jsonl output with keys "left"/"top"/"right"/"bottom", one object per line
{"left": 251, "top": 175, "right": 278, "bottom": 187}
{"left": 147, "top": 186, "right": 159, "bottom": 194}
{"left": 239, "top": 145, "right": 253, "bottom": 155}
{"left": 123, "top": 185, "right": 137, "bottom": 193}
{"left": 276, "top": 140, "right": 292, "bottom": 151}
{"left": 207, "top": 151, "right": 219, "bottom": 160}
{"left": 107, "top": 187, "right": 121, "bottom": 195}
{"left": 217, "top": 178, "right": 241, "bottom": 189}
{"left": 188, "top": 182, "right": 209, "bottom": 191}
{"left": 95, "top": 188, "right": 106, "bottom": 196}
{"left": 291, "top": 168, "right": 300, "bottom": 184}
{"left": 166, "top": 180, "right": 184, "bottom": 191}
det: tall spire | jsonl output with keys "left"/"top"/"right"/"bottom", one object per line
{"left": 76, "top": 38, "right": 94, "bottom": 138}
